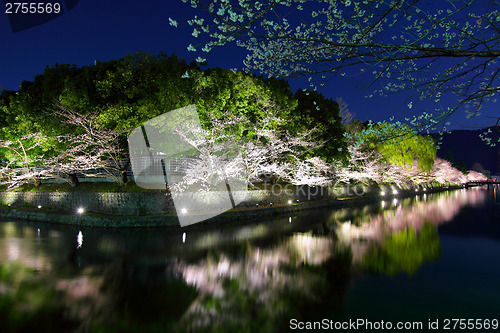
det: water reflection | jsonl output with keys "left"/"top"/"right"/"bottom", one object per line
{"left": 338, "top": 188, "right": 487, "bottom": 264}
{"left": 0, "top": 188, "right": 493, "bottom": 332}
{"left": 361, "top": 222, "right": 441, "bottom": 276}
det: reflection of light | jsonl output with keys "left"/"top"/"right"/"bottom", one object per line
{"left": 393, "top": 198, "right": 398, "bottom": 206}
{"left": 289, "top": 217, "right": 292, "bottom": 223}
{"left": 415, "top": 188, "right": 419, "bottom": 192}
{"left": 8, "top": 240, "right": 20, "bottom": 260}
{"left": 77, "top": 207, "right": 85, "bottom": 214}
{"left": 270, "top": 202, "right": 273, "bottom": 206}
{"left": 37, "top": 205, "right": 42, "bottom": 209}
{"left": 77, "top": 231, "right": 83, "bottom": 249}
{"left": 37, "top": 228, "right": 40, "bottom": 237}
{"left": 181, "top": 208, "right": 187, "bottom": 214}
{"left": 381, "top": 201, "right": 385, "bottom": 208}
{"left": 288, "top": 200, "right": 292, "bottom": 204}
{"left": 423, "top": 188, "right": 427, "bottom": 191}
{"left": 182, "top": 232, "right": 186, "bottom": 243}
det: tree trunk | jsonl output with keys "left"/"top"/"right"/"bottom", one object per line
{"left": 119, "top": 158, "right": 131, "bottom": 185}
{"left": 33, "top": 176, "right": 41, "bottom": 187}
{"left": 120, "top": 171, "right": 128, "bottom": 185}
{"left": 67, "top": 173, "right": 79, "bottom": 187}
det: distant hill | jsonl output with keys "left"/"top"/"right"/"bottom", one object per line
{"left": 431, "top": 127, "right": 500, "bottom": 176}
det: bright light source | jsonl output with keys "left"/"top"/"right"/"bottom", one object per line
{"left": 37, "top": 205, "right": 42, "bottom": 209}
{"left": 181, "top": 208, "right": 187, "bottom": 214}
{"left": 381, "top": 191, "right": 386, "bottom": 196}
{"left": 270, "top": 202, "right": 273, "bottom": 206}
{"left": 289, "top": 217, "right": 292, "bottom": 223}
{"left": 393, "top": 189, "right": 398, "bottom": 195}
{"left": 288, "top": 200, "right": 292, "bottom": 204}
{"left": 415, "top": 188, "right": 418, "bottom": 192}
{"left": 77, "top": 207, "right": 85, "bottom": 214}
{"left": 182, "top": 232, "right": 186, "bottom": 243}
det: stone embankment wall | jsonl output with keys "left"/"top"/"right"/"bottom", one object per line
{"left": 0, "top": 184, "right": 376, "bottom": 216}
{"left": 0, "top": 184, "right": 465, "bottom": 227}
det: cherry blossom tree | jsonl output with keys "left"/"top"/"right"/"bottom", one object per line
{"left": 45, "top": 104, "right": 131, "bottom": 186}
{"left": 428, "top": 158, "right": 466, "bottom": 184}
{"left": 174, "top": 0, "right": 499, "bottom": 140}
{"left": 0, "top": 134, "right": 50, "bottom": 189}
{"left": 169, "top": 106, "right": 331, "bottom": 193}
{"left": 332, "top": 146, "right": 478, "bottom": 186}
{"left": 465, "top": 170, "right": 488, "bottom": 182}
{"left": 333, "top": 144, "right": 385, "bottom": 185}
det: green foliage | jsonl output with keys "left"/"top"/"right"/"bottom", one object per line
{"left": 0, "top": 262, "right": 71, "bottom": 331}
{"left": 292, "top": 90, "right": 347, "bottom": 162}
{"left": 191, "top": 68, "right": 297, "bottom": 141}
{"left": 362, "top": 222, "right": 441, "bottom": 276}
{"left": 0, "top": 51, "right": 308, "bottom": 168}
{"left": 356, "top": 121, "right": 437, "bottom": 172}
{"left": 94, "top": 52, "right": 197, "bottom": 130}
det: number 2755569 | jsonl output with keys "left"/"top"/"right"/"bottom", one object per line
{"left": 5, "top": 2, "right": 61, "bottom": 14}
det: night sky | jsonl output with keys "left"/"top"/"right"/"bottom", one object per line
{"left": 0, "top": 0, "right": 497, "bottom": 130}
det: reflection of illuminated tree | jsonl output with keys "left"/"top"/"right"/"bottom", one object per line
{"left": 362, "top": 223, "right": 441, "bottom": 276}
{"left": 67, "top": 259, "right": 197, "bottom": 332}
{"left": 0, "top": 262, "right": 78, "bottom": 332}
{"left": 175, "top": 236, "right": 351, "bottom": 332}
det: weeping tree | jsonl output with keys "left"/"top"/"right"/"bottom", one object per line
{"left": 173, "top": 0, "right": 499, "bottom": 145}
{"left": 354, "top": 121, "right": 437, "bottom": 173}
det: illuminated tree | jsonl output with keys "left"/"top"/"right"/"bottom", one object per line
{"left": 0, "top": 134, "right": 50, "bottom": 189}
{"left": 171, "top": 106, "right": 331, "bottom": 193}
{"left": 465, "top": 170, "right": 488, "bottom": 182}
{"left": 349, "top": 121, "right": 437, "bottom": 172}
{"left": 429, "top": 157, "right": 466, "bottom": 184}
{"left": 45, "top": 104, "right": 131, "bottom": 186}
{"left": 333, "top": 144, "right": 385, "bottom": 185}
{"left": 176, "top": 0, "right": 499, "bottom": 138}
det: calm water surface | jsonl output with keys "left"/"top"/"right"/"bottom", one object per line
{"left": 1, "top": 187, "right": 499, "bottom": 332}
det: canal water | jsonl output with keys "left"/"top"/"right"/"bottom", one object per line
{"left": 0, "top": 187, "right": 499, "bottom": 332}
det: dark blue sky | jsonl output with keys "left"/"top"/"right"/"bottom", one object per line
{"left": 0, "top": 0, "right": 497, "bottom": 130}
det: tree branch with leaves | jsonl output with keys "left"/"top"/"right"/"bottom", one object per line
{"left": 175, "top": 0, "right": 499, "bottom": 139}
